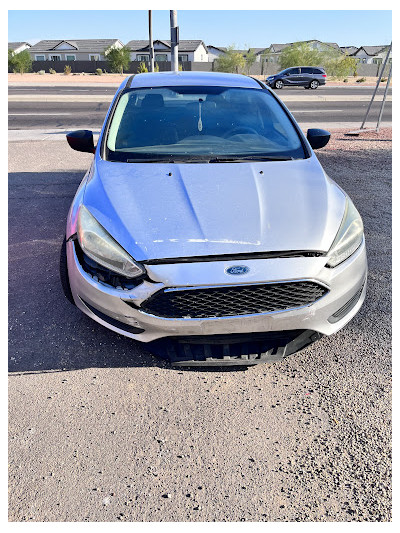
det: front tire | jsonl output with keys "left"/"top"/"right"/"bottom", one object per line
{"left": 309, "top": 79, "right": 319, "bottom": 89}
{"left": 59, "top": 236, "right": 75, "bottom": 306}
{"left": 274, "top": 80, "right": 284, "bottom": 89}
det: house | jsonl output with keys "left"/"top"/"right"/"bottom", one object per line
{"left": 206, "top": 45, "right": 227, "bottom": 62}
{"left": 340, "top": 46, "right": 358, "bottom": 56}
{"left": 260, "top": 40, "right": 342, "bottom": 63}
{"left": 28, "top": 39, "right": 123, "bottom": 62}
{"left": 8, "top": 42, "right": 31, "bottom": 54}
{"left": 350, "top": 45, "right": 391, "bottom": 64}
{"left": 207, "top": 46, "right": 253, "bottom": 62}
{"left": 126, "top": 39, "right": 208, "bottom": 63}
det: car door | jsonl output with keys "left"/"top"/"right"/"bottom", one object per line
{"left": 300, "top": 67, "right": 314, "bottom": 86}
{"left": 283, "top": 67, "right": 301, "bottom": 85}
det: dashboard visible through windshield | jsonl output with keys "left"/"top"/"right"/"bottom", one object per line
{"left": 105, "top": 85, "right": 306, "bottom": 162}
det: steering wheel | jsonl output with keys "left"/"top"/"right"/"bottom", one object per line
{"left": 223, "top": 126, "right": 259, "bottom": 138}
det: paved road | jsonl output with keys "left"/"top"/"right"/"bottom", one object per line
{"left": 8, "top": 85, "right": 393, "bottom": 96}
{"left": 8, "top": 99, "right": 392, "bottom": 130}
{"left": 8, "top": 135, "right": 391, "bottom": 521}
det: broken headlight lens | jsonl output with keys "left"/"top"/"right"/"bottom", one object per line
{"left": 326, "top": 197, "right": 364, "bottom": 268}
{"left": 77, "top": 205, "right": 145, "bottom": 278}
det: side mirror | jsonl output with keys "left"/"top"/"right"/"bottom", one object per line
{"left": 307, "top": 128, "right": 330, "bottom": 150}
{"left": 66, "top": 130, "right": 95, "bottom": 154}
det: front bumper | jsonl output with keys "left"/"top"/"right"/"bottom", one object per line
{"left": 67, "top": 238, "right": 368, "bottom": 347}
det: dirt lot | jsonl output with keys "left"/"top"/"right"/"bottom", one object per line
{"left": 8, "top": 130, "right": 391, "bottom": 521}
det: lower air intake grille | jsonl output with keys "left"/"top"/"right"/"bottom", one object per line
{"left": 140, "top": 281, "right": 328, "bottom": 319}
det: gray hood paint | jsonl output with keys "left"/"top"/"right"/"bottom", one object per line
{"left": 83, "top": 156, "right": 346, "bottom": 262}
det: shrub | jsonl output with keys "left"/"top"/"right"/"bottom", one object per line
{"left": 154, "top": 63, "right": 159, "bottom": 72}
{"left": 104, "top": 45, "right": 131, "bottom": 74}
{"left": 356, "top": 77, "right": 366, "bottom": 83}
{"left": 37, "top": 70, "right": 45, "bottom": 75}
{"left": 137, "top": 61, "right": 148, "bottom": 73}
{"left": 49, "top": 68, "right": 57, "bottom": 74}
{"left": 64, "top": 64, "right": 72, "bottom": 75}
{"left": 343, "top": 78, "right": 348, "bottom": 82}
{"left": 9, "top": 49, "right": 32, "bottom": 74}
{"left": 95, "top": 68, "right": 103, "bottom": 76}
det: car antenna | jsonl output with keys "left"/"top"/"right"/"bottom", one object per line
{"left": 198, "top": 98, "right": 204, "bottom": 132}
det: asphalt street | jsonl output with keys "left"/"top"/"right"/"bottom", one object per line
{"left": 8, "top": 84, "right": 393, "bottom": 96}
{"left": 8, "top": 129, "right": 392, "bottom": 520}
{"left": 8, "top": 99, "right": 392, "bottom": 130}
{"left": 8, "top": 85, "right": 392, "bottom": 131}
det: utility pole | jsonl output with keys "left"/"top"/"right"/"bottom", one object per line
{"left": 170, "top": 10, "right": 179, "bottom": 72}
{"left": 148, "top": 10, "right": 154, "bottom": 72}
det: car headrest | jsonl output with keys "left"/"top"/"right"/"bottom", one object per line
{"left": 141, "top": 94, "right": 165, "bottom": 108}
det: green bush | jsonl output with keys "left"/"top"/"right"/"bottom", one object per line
{"left": 104, "top": 45, "right": 131, "bottom": 74}
{"left": 215, "top": 45, "right": 246, "bottom": 73}
{"left": 9, "top": 49, "right": 32, "bottom": 74}
{"left": 49, "top": 68, "right": 57, "bottom": 74}
{"left": 95, "top": 68, "right": 103, "bottom": 76}
{"left": 64, "top": 65, "right": 72, "bottom": 75}
{"left": 356, "top": 77, "right": 366, "bottom": 83}
{"left": 137, "top": 61, "right": 148, "bottom": 73}
{"left": 37, "top": 70, "right": 45, "bottom": 75}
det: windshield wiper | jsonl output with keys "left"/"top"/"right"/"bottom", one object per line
{"left": 126, "top": 158, "right": 177, "bottom": 163}
{"left": 209, "top": 155, "right": 295, "bottom": 163}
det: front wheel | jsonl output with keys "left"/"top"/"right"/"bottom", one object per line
{"left": 274, "top": 80, "right": 284, "bottom": 89}
{"left": 59, "top": 236, "right": 75, "bottom": 306}
{"left": 309, "top": 80, "right": 319, "bottom": 89}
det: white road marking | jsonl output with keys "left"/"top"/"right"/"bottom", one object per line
{"left": 8, "top": 112, "right": 73, "bottom": 116}
{"left": 292, "top": 109, "right": 344, "bottom": 113}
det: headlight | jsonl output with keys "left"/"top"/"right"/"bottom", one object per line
{"left": 326, "top": 198, "right": 364, "bottom": 267}
{"left": 77, "top": 205, "right": 145, "bottom": 278}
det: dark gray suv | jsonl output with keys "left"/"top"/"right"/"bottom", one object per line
{"left": 266, "top": 66, "right": 327, "bottom": 89}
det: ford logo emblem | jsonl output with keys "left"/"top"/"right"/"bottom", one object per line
{"left": 225, "top": 265, "right": 250, "bottom": 275}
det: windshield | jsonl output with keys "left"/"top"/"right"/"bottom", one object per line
{"left": 105, "top": 85, "right": 306, "bottom": 162}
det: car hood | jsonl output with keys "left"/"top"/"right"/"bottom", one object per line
{"left": 83, "top": 157, "right": 346, "bottom": 262}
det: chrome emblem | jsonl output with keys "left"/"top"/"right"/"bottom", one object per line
{"left": 225, "top": 265, "right": 250, "bottom": 275}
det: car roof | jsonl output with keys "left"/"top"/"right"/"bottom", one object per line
{"left": 281, "top": 66, "right": 325, "bottom": 70}
{"left": 126, "top": 71, "right": 263, "bottom": 89}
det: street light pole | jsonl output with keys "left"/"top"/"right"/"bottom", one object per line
{"left": 170, "top": 10, "right": 179, "bottom": 72}
{"left": 148, "top": 10, "right": 154, "bottom": 72}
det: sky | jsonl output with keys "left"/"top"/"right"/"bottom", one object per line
{"left": 8, "top": 9, "right": 392, "bottom": 49}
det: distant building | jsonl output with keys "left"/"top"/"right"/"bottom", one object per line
{"left": 8, "top": 42, "right": 31, "bottom": 54}
{"left": 206, "top": 45, "right": 227, "bottom": 62}
{"left": 340, "top": 46, "right": 358, "bottom": 55}
{"left": 126, "top": 40, "right": 208, "bottom": 63}
{"left": 28, "top": 39, "right": 123, "bottom": 61}
{"left": 351, "top": 45, "right": 391, "bottom": 64}
{"left": 259, "top": 40, "right": 342, "bottom": 63}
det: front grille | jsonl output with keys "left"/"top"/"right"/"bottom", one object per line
{"left": 139, "top": 281, "right": 328, "bottom": 319}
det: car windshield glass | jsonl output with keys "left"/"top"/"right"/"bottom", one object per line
{"left": 105, "top": 86, "right": 306, "bottom": 162}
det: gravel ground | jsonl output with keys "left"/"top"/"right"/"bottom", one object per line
{"left": 8, "top": 131, "right": 391, "bottom": 522}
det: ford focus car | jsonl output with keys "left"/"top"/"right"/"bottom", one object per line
{"left": 60, "top": 71, "right": 367, "bottom": 366}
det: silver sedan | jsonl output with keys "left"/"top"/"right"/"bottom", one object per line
{"left": 60, "top": 71, "right": 367, "bottom": 366}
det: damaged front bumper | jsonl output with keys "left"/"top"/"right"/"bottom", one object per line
{"left": 66, "top": 237, "right": 367, "bottom": 364}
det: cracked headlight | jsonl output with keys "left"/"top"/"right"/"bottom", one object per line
{"left": 77, "top": 205, "right": 145, "bottom": 278}
{"left": 326, "top": 197, "right": 364, "bottom": 268}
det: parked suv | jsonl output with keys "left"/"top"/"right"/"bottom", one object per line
{"left": 266, "top": 67, "right": 327, "bottom": 89}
